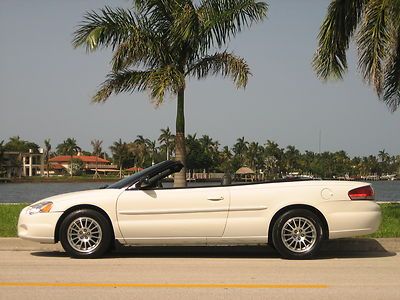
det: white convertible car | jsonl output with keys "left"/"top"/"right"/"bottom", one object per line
{"left": 18, "top": 160, "right": 381, "bottom": 259}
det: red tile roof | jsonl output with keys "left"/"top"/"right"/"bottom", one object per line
{"left": 48, "top": 163, "right": 65, "bottom": 170}
{"left": 126, "top": 166, "right": 144, "bottom": 172}
{"left": 49, "top": 155, "right": 110, "bottom": 164}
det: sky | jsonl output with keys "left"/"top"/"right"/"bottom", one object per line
{"left": 1, "top": 0, "right": 399, "bottom": 157}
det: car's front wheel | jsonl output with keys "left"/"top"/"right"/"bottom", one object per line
{"left": 272, "top": 209, "right": 323, "bottom": 259}
{"left": 59, "top": 209, "right": 112, "bottom": 258}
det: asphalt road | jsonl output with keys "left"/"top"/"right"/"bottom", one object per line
{"left": 0, "top": 246, "right": 399, "bottom": 300}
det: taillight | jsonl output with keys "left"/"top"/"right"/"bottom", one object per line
{"left": 348, "top": 186, "right": 375, "bottom": 200}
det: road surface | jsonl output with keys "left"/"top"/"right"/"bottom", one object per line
{"left": 0, "top": 246, "right": 399, "bottom": 299}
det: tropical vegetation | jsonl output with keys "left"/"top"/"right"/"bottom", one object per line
{"left": 1, "top": 133, "right": 400, "bottom": 180}
{"left": 314, "top": 0, "right": 400, "bottom": 111}
{"left": 72, "top": 0, "right": 268, "bottom": 187}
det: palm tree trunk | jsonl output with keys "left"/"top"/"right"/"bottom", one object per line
{"left": 166, "top": 146, "right": 170, "bottom": 160}
{"left": 70, "top": 156, "right": 73, "bottom": 178}
{"left": 174, "top": 88, "right": 187, "bottom": 187}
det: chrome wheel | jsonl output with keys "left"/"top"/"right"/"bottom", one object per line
{"left": 281, "top": 217, "right": 317, "bottom": 253}
{"left": 67, "top": 217, "right": 103, "bottom": 253}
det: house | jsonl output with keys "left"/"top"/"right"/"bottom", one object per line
{"left": 48, "top": 155, "right": 118, "bottom": 174}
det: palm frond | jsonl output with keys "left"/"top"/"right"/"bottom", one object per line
{"left": 313, "top": 0, "right": 366, "bottom": 80}
{"left": 357, "top": 0, "right": 390, "bottom": 94}
{"left": 92, "top": 70, "right": 152, "bottom": 103}
{"left": 198, "top": 0, "right": 268, "bottom": 48}
{"left": 147, "top": 66, "right": 185, "bottom": 105}
{"left": 111, "top": 19, "right": 169, "bottom": 71}
{"left": 188, "top": 52, "right": 250, "bottom": 88}
{"left": 72, "top": 6, "right": 137, "bottom": 51}
{"left": 383, "top": 27, "right": 400, "bottom": 111}
{"left": 170, "top": 1, "right": 200, "bottom": 44}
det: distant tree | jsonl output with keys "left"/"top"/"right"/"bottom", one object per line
{"left": 158, "top": 127, "right": 175, "bottom": 160}
{"left": 264, "top": 140, "right": 284, "bottom": 177}
{"left": 110, "top": 138, "right": 129, "bottom": 178}
{"left": 0, "top": 140, "right": 5, "bottom": 176}
{"left": 56, "top": 138, "right": 81, "bottom": 177}
{"left": 284, "top": 145, "right": 301, "bottom": 173}
{"left": 44, "top": 139, "right": 52, "bottom": 177}
{"left": 233, "top": 137, "right": 249, "bottom": 166}
{"left": 4, "top": 136, "right": 39, "bottom": 153}
{"left": 219, "top": 146, "right": 233, "bottom": 174}
{"left": 91, "top": 139, "right": 103, "bottom": 178}
{"left": 145, "top": 139, "right": 158, "bottom": 166}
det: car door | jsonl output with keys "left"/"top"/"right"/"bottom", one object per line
{"left": 116, "top": 186, "right": 230, "bottom": 244}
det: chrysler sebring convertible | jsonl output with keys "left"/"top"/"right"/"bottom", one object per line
{"left": 18, "top": 160, "right": 381, "bottom": 259}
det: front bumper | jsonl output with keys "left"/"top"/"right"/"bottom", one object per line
{"left": 18, "top": 206, "right": 63, "bottom": 244}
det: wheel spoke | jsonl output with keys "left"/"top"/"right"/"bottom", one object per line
{"left": 67, "top": 216, "right": 103, "bottom": 254}
{"left": 281, "top": 216, "right": 317, "bottom": 254}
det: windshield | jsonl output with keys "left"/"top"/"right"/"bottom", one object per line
{"left": 106, "top": 161, "right": 178, "bottom": 189}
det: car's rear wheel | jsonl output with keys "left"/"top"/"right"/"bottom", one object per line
{"left": 60, "top": 209, "right": 112, "bottom": 258}
{"left": 272, "top": 209, "right": 323, "bottom": 259}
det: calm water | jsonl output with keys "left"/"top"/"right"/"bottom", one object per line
{"left": 0, "top": 180, "right": 399, "bottom": 203}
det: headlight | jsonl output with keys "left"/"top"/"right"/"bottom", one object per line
{"left": 26, "top": 201, "right": 53, "bottom": 215}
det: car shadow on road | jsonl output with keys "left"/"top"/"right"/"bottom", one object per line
{"left": 30, "top": 239, "right": 397, "bottom": 259}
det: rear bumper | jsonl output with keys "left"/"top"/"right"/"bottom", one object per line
{"left": 318, "top": 201, "right": 381, "bottom": 239}
{"left": 17, "top": 207, "right": 62, "bottom": 244}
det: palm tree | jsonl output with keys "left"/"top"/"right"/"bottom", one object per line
{"left": 72, "top": 0, "right": 268, "bottom": 187}
{"left": 158, "top": 127, "right": 175, "bottom": 160}
{"left": 0, "top": 140, "right": 5, "bottom": 176}
{"left": 313, "top": 0, "right": 400, "bottom": 111}
{"left": 91, "top": 139, "right": 103, "bottom": 178}
{"left": 233, "top": 137, "right": 249, "bottom": 166}
{"left": 110, "top": 138, "right": 129, "bottom": 178}
{"left": 246, "top": 142, "right": 264, "bottom": 174}
{"left": 134, "top": 135, "right": 149, "bottom": 166}
{"left": 44, "top": 139, "right": 51, "bottom": 177}
{"left": 56, "top": 138, "right": 81, "bottom": 177}
{"left": 145, "top": 139, "right": 158, "bottom": 165}
{"left": 284, "top": 145, "right": 301, "bottom": 173}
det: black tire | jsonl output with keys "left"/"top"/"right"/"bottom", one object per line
{"left": 59, "top": 209, "right": 112, "bottom": 259}
{"left": 272, "top": 209, "right": 323, "bottom": 259}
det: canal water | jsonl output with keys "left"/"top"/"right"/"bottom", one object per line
{"left": 0, "top": 180, "right": 399, "bottom": 204}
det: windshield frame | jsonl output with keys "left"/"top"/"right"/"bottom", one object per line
{"left": 106, "top": 160, "right": 182, "bottom": 189}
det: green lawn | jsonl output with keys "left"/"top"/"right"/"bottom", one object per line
{"left": 0, "top": 204, "right": 27, "bottom": 237}
{"left": 0, "top": 203, "right": 399, "bottom": 238}
{"left": 368, "top": 203, "right": 400, "bottom": 238}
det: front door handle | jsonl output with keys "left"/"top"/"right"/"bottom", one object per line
{"left": 207, "top": 196, "right": 224, "bottom": 201}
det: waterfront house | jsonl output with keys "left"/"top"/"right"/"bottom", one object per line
{"left": 49, "top": 155, "right": 118, "bottom": 174}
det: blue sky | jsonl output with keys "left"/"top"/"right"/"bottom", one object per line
{"left": 1, "top": 0, "right": 399, "bottom": 157}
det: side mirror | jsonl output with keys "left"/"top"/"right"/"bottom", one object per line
{"left": 136, "top": 176, "right": 150, "bottom": 189}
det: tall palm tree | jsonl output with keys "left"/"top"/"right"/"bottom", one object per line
{"left": 72, "top": 0, "right": 268, "bottom": 187}
{"left": 313, "top": 0, "right": 400, "bottom": 111}
{"left": 44, "top": 139, "right": 51, "bottom": 177}
{"left": 158, "top": 127, "right": 175, "bottom": 160}
{"left": 91, "top": 139, "right": 103, "bottom": 178}
{"left": 110, "top": 138, "right": 128, "bottom": 178}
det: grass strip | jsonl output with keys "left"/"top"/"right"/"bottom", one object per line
{"left": 0, "top": 204, "right": 27, "bottom": 237}
{"left": 368, "top": 203, "right": 400, "bottom": 238}
{"left": 0, "top": 203, "right": 399, "bottom": 238}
